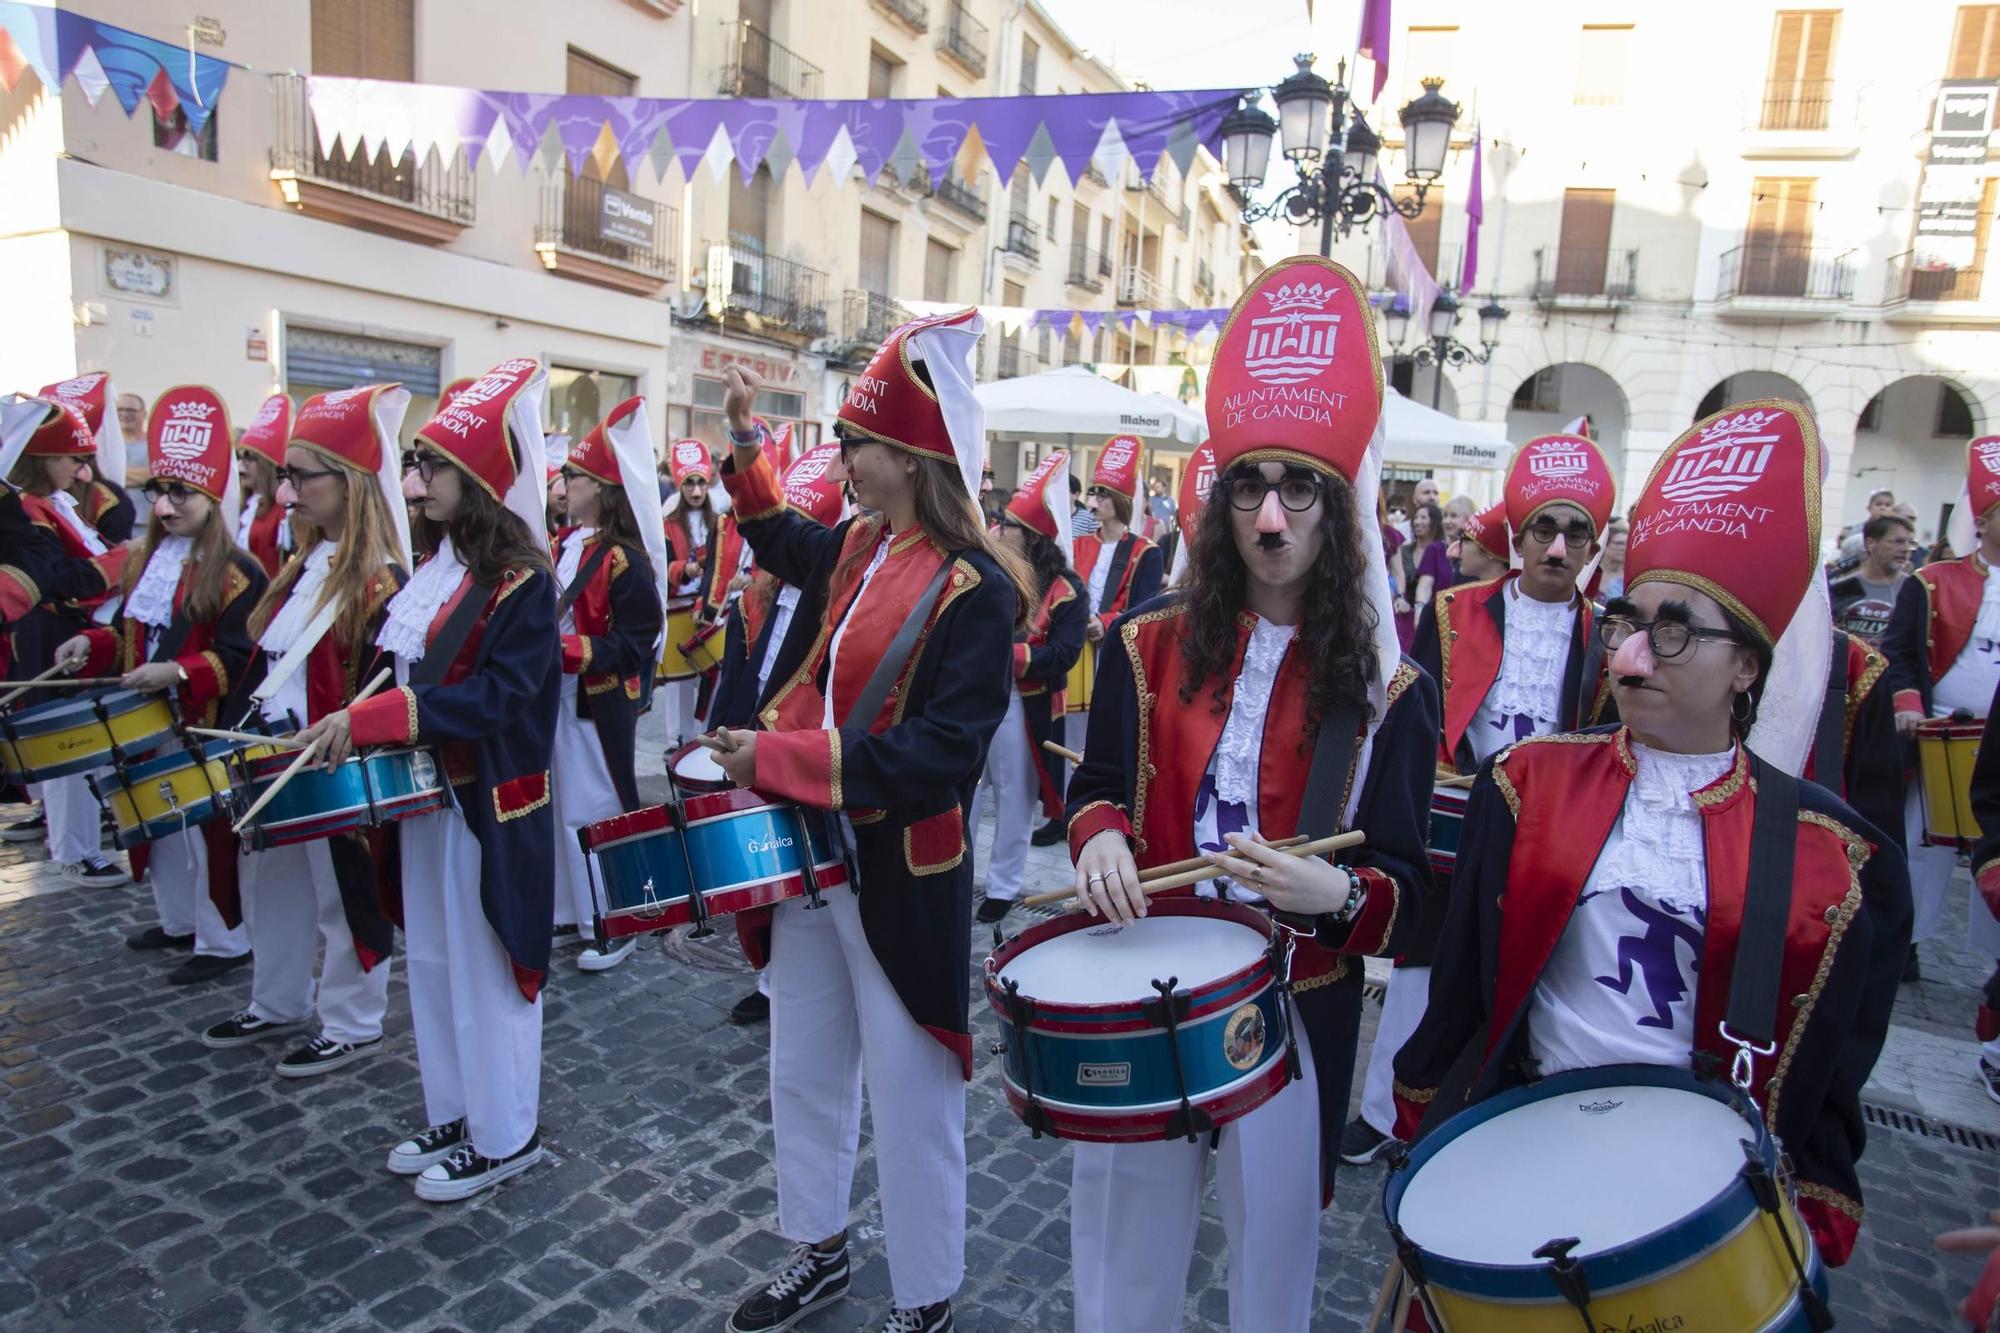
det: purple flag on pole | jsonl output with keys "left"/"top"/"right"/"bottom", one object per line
{"left": 1357, "top": 0, "right": 1391, "bottom": 101}
{"left": 1460, "top": 123, "right": 1482, "bottom": 293}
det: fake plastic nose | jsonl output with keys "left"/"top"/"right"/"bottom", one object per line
{"left": 1547, "top": 530, "right": 1569, "bottom": 561}
{"left": 275, "top": 478, "right": 298, "bottom": 507}
{"left": 152, "top": 493, "right": 176, "bottom": 519}
{"left": 1255, "top": 487, "right": 1287, "bottom": 534}
{"left": 1610, "top": 626, "right": 1655, "bottom": 677}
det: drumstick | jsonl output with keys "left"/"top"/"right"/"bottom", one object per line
{"left": 0, "top": 663, "right": 76, "bottom": 708}
{"left": 0, "top": 676, "right": 126, "bottom": 695}
{"left": 1363, "top": 1260, "right": 1402, "bottom": 1333}
{"left": 230, "top": 667, "right": 393, "bottom": 833}
{"left": 185, "top": 727, "right": 309, "bottom": 750}
{"left": 693, "top": 731, "right": 740, "bottom": 754}
{"left": 1435, "top": 773, "right": 1475, "bottom": 789}
{"left": 1137, "top": 834, "right": 1310, "bottom": 885}
{"left": 1022, "top": 832, "right": 1364, "bottom": 908}
{"left": 1041, "top": 740, "right": 1083, "bottom": 764}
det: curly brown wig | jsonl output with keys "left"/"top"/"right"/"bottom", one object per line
{"left": 1177, "top": 465, "right": 1380, "bottom": 734}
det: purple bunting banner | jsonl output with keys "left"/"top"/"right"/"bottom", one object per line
{"left": 0, "top": 1, "right": 230, "bottom": 132}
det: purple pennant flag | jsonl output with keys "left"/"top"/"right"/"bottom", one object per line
{"left": 1357, "top": 0, "right": 1391, "bottom": 101}
{"left": 1461, "top": 124, "right": 1483, "bottom": 293}
{"left": 1079, "top": 311, "right": 1106, "bottom": 337}
{"left": 50, "top": 6, "right": 231, "bottom": 131}
{"left": 1116, "top": 312, "right": 1138, "bottom": 330}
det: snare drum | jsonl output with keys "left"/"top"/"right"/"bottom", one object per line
{"left": 658, "top": 597, "right": 702, "bottom": 681}
{"left": 1427, "top": 784, "right": 1470, "bottom": 883}
{"left": 677, "top": 618, "right": 725, "bottom": 675}
{"left": 1915, "top": 718, "right": 1982, "bottom": 848}
{"left": 1384, "top": 1065, "right": 1826, "bottom": 1332}
{"left": 984, "top": 898, "right": 1294, "bottom": 1142}
{"left": 0, "top": 688, "right": 176, "bottom": 782}
{"left": 229, "top": 747, "right": 447, "bottom": 848}
{"left": 582, "top": 789, "right": 848, "bottom": 941}
{"left": 1065, "top": 638, "right": 1096, "bottom": 714}
{"left": 94, "top": 738, "right": 282, "bottom": 849}
{"left": 666, "top": 739, "right": 731, "bottom": 796}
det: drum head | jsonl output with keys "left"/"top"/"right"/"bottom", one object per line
{"left": 674, "top": 745, "right": 727, "bottom": 785}
{"left": 1397, "top": 1083, "right": 1752, "bottom": 1262}
{"left": 997, "top": 914, "right": 1267, "bottom": 1005}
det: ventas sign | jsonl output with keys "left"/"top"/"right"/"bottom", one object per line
{"left": 599, "top": 186, "right": 657, "bottom": 247}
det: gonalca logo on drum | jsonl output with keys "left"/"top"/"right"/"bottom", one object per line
{"left": 1076, "top": 1062, "right": 1131, "bottom": 1087}
{"left": 747, "top": 834, "right": 795, "bottom": 854}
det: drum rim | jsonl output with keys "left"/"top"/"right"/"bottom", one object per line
{"left": 1382, "top": 1063, "right": 1779, "bottom": 1298}
{"left": 984, "top": 898, "right": 1277, "bottom": 1022}
{"left": 243, "top": 745, "right": 434, "bottom": 779}
{"left": 1915, "top": 719, "right": 1984, "bottom": 739}
{"left": 583, "top": 802, "right": 677, "bottom": 849}
{"left": 5, "top": 686, "right": 163, "bottom": 728}
{"left": 997, "top": 1041, "right": 1289, "bottom": 1118}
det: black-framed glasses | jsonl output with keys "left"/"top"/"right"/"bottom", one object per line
{"left": 1523, "top": 516, "right": 1596, "bottom": 546}
{"left": 140, "top": 481, "right": 198, "bottom": 506}
{"left": 1086, "top": 485, "right": 1116, "bottom": 500}
{"left": 557, "top": 465, "right": 584, "bottom": 484}
{"left": 1227, "top": 475, "right": 1323, "bottom": 512}
{"left": 411, "top": 453, "right": 449, "bottom": 482}
{"left": 400, "top": 450, "right": 419, "bottom": 473}
{"left": 278, "top": 465, "right": 338, "bottom": 489}
{"left": 1598, "top": 615, "right": 1744, "bottom": 661}
{"left": 235, "top": 451, "right": 267, "bottom": 468}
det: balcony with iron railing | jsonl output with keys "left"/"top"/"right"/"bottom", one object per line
{"left": 1741, "top": 78, "right": 1858, "bottom": 156}
{"left": 842, "top": 290, "right": 910, "bottom": 351}
{"left": 1116, "top": 266, "right": 1163, "bottom": 307}
{"left": 1532, "top": 245, "right": 1638, "bottom": 304}
{"left": 721, "top": 20, "right": 824, "bottom": 99}
{"left": 535, "top": 172, "right": 674, "bottom": 294}
{"left": 928, "top": 172, "right": 987, "bottom": 222}
{"left": 1716, "top": 243, "right": 1855, "bottom": 305}
{"left": 937, "top": 1, "right": 988, "bottom": 76}
{"left": 1002, "top": 217, "right": 1040, "bottom": 265}
{"left": 1126, "top": 166, "right": 1175, "bottom": 212}
{"left": 1882, "top": 250, "right": 1999, "bottom": 321}
{"left": 1755, "top": 78, "right": 1834, "bottom": 131}
{"left": 1066, "top": 243, "right": 1106, "bottom": 292}
{"left": 870, "top": 0, "right": 928, "bottom": 33}
{"left": 1195, "top": 259, "right": 1216, "bottom": 302}
{"left": 705, "top": 242, "right": 832, "bottom": 337}
{"left": 269, "top": 73, "right": 475, "bottom": 243}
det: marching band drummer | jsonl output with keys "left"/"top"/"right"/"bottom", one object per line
{"left": 1065, "top": 256, "right": 1439, "bottom": 1333}
{"left": 707, "top": 315, "right": 1031, "bottom": 1333}
{"left": 549, "top": 397, "right": 667, "bottom": 974}
{"left": 974, "top": 451, "right": 1086, "bottom": 926}
{"left": 660, "top": 438, "right": 724, "bottom": 749}
{"left": 36, "top": 373, "right": 135, "bottom": 543}
{"left": 1342, "top": 440, "right": 1616, "bottom": 1167}
{"left": 297, "top": 358, "right": 560, "bottom": 1204}
{"left": 1444, "top": 500, "right": 1509, "bottom": 586}
{"left": 1392, "top": 401, "right": 1911, "bottom": 1273}
{"left": 235, "top": 394, "right": 292, "bottom": 579}
{"left": 197, "top": 384, "right": 412, "bottom": 1076}
{"left": 55, "top": 387, "right": 269, "bottom": 984}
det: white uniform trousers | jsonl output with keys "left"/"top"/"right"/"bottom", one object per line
{"left": 151, "top": 828, "right": 248, "bottom": 958}
{"left": 1064, "top": 708, "right": 1090, "bottom": 757}
{"left": 43, "top": 773, "right": 100, "bottom": 863}
{"left": 551, "top": 681, "right": 625, "bottom": 944}
{"left": 975, "top": 694, "right": 1034, "bottom": 902}
{"left": 1359, "top": 965, "right": 1430, "bottom": 1138}
{"left": 240, "top": 839, "right": 390, "bottom": 1044}
{"left": 658, "top": 676, "right": 699, "bottom": 748}
{"left": 769, "top": 889, "right": 965, "bottom": 1309}
{"left": 1070, "top": 1000, "right": 1321, "bottom": 1333}
{"left": 1905, "top": 786, "right": 1959, "bottom": 943}
{"left": 401, "top": 807, "right": 542, "bottom": 1159}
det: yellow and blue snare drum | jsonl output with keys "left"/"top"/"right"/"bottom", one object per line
{"left": 1914, "top": 718, "right": 1982, "bottom": 849}
{"left": 0, "top": 688, "right": 175, "bottom": 783}
{"left": 1384, "top": 1065, "right": 1827, "bottom": 1332}
{"left": 657, "top": 597, "right": 702, "bottom": 682}
{"left": 93, "top": 738, "right": 283, "bottom": 849}
{"left": 1064, "top": 637, "right": 1096, "bottom": 714}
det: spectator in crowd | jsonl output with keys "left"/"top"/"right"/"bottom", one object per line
{"left": 1830, "top": 512, "right": 1916, "bottom": 641}
{"left": 1146, "top": 477, "right": 1176, "bottom": 536}
{"left": 1394, "top": 500, "right": 1451, "bottom": 648}
{"left": 1069, "top": 473, "right": 1100, "bottom": 537}
{"left": 1598, "top": 519, "right": 1628, "bottom": 599}
{"left": 1838, "top": 487, "right": 1898, "bottom": 563}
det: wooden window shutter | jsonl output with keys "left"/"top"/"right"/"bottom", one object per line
{"left": 1556, "top": 188, "right": 1616, "bottom": 295}
{"left": 311, "top": 0, "right": 415, "bottom": 80}
{"left": 1764, "top": 12, "right": 1837, "bottom": 129}
{"left": 924, "top": 239, "right": 953, "bottom": 303}
{"left": 859, "top": 212, "right": 895, "bottom": 297}
{"left": 1950, "top": 6, "right": 2000, "bottom": 78}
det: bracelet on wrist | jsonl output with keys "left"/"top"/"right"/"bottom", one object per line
{"left": 727, "top": 425, "right": 760, "bottom": 446}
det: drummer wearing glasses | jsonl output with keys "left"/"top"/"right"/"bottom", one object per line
{"left": 1065, "top": 256, "right": 1438, "bottom": 1333}
{"left": 1392, "top": 401, "right": 1910, "bottom": 1277}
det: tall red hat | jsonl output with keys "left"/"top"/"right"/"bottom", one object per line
{"left": 836, "top": 307, "right": 986, "bottom": 498}
{"left": 37, "top": 373, "right": 111, "bottom": 438}
{"left": 23, "top": 398, "right": 95, "bottom": 458}
{"left": 569, "top": 399, "right": 643, "bottom": 487}
{"left": 1176, "top": 440, "right": 1219, "bottom": 549}
{"left": 1092, "top": 435, "right": 1144, "bottom": 506}
{"left": 1504, "top": 434, "right": 1616, "bottom": 536}
{"left": 239, "top": 393, "right": 292, "bottom": 467}
{"left": 1626, "top": 399, "right": 1822, "bottom": 648}
{"left": 1460, "top": 500, "right": 1510, "bottom": 563}
{"left": 668, "top": 439, "right": 713, "bottom": 486}
{"left": 1007, "top": 450, "right": 1072, "bottom": 546}
{"left": 147, "top": 386, "right": 231, "bottom": 500}
{"left": 440, "top": 377, "right": 476, "bottom": 409}
{"left": 292, "top": 383, "right": 414, "bottom": 563}
{"left": 780, "top": 443, "right": 845, "bottom": 528}
{"left": 759, "top": 418, "right": 796, "bottom": 475}
{"left": 416, "top": 358, "right": 541, "bottom": 501}
{"left": 1205, "top": 255, "right": 1382, "bottom": 484}
{"left": 1967, "top": 436, "right": 2000, "bottom": 522}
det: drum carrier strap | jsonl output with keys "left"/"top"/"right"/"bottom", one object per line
{"left": 556, "top": 544, "right": 611, "bottom": 620}
{"left": 1809, "top": 636, "right": 1846, "bottom": 789}
{"left": 410, "top": 579, "right": 496, "bottom": 687}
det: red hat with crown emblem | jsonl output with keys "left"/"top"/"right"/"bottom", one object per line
{"left": 440, "top": 377, "right": 476, "bottom": 409}
{"left": 37, "top": 373, "right": 110, "bottom": 436}
{"left": 1007, "top": 450, "right": 1072, "bottom": 546}
{"left": 569, "top": 399, "right": 643, "bottom": 487}
{"left": 1206, "top": 255, "right": 1382, "bottom": 484}
{"left": 1092, "top": 436, "right": 1144, "bottom": 506}
{"left": 1460, "top": 500, "right": 1510, "bottom": 563}
{"left": 416, "top": 358, "right": 542, "bottom": 500}
{"left": 836, "top": 307, "right": 986, "bottom": 498}
{"left": 1968, "top": 436, "right": 2000, "bottom": 521}
{"left": 23, "top": 398, "right": 95, "bottom": 458}
{"left": 1504, "top": 434, "right": 1616, "bottom": 536}
{"left": 780, "top": 443, "right": 845, "bottom": 528}
{"left": 1176, "top": 440, "right": 1219, "bottom": 549}
{"left": 293, "top": 384, "right": 400, "bottom": 474}
{"left": 239, "top": 393, "right": 292, "bottom": 467}
{"left": 1625, "top": 399, "right": 1822, "bottom": 648}
{"left": 147, "top": 386, "right": 231, "bottom": 499}
{"left": 668, "top": 439, "right": 713, "bottom": 486}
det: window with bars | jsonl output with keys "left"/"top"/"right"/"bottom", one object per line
{"left": 1019, "top": 34, "right": 1039, "bottom": 96}
{"left": 1762, "top": 12, "right": 1838, "bottom": 130}
{"left": 310, "top": 0, "right": 417, "bottom": 198}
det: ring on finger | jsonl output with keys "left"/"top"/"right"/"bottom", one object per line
{"left": 1251, "top": 866, "right": 1266, "bottom": 885}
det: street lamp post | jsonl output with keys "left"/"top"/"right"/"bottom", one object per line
{"left": 1382, "top": 291, "right": 1508, "bottom": 409}
{"left": 1219, "top": 55, "right": 1463, "bottom": 257}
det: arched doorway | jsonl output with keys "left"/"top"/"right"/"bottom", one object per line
{"left": 1851, "top": 376, "right": 1981, "bottom": 545}
{"left": 1694, "top": 371, "right": 1813, "bottom": 419}
{"left": 1505, "top": 363, "right": 1628, "bottom": 493}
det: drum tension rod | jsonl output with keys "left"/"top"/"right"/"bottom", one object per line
{"left": 1739, "top": 1141, "right": 1835, "bottom": 1332}
{"left": 1143, "top": 977, "right": 1216, "bottom": 1144}
{"left": 668, "top": 803, "right": 716, "bottom": 939}
{"left": 793, "top": 809, "right": 826, "bottom": 911}
{"left": 577, "top": 824, "right": 611, "bottom": 948}
{"left": 1528, "top": 1238, "right": 1596, "bottom": 1333}
{"left": 997, "top": 978, "right": 1051, "bottom": 1139}
{"left": 1264, "top": 929, "right": 1304, "bottom": 1082}
{"left": 1384, "top": 1222, "right": 1431, "bottom": 1322}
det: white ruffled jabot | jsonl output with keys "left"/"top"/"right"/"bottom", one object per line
{"left": 376, "top": 535, "right": 465, "bottom": 664}
{"left": 125, "top": 535, "right": 193, "bottom": 629}
{"left": 1590, "top": 742, "right": 1736, "bottom": 912}
{"left": 1485, "top": 584, "right": 1575, "bottom": 723}
{"left": 1213, "top": 618, "right": 1296, "bottom": 807}
{"left": 258, "top": 542, "right": 334, "bottom": 657}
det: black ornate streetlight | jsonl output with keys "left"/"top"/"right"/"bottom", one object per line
{"left": 1382, "top": 291, "right": 1508, "bottom": 408}
{"left": 1220, "top": 54, "right": 1462, "bottom": 257}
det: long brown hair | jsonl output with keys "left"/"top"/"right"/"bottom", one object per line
{"left": 239, "top": 454, "right": 278, "bottom": 504}
{"left": 248, "top": 456, "right": 408, "bottom": 653}
{"left": 1178, "top": 466, "right": 1378, "bottom": 732}
{"left": 586, "top": 479, "right": 645, "bottom": 556}
{"left": 122, "top": 496, "right": 238, "bottom": 624}
{"left": 834, "top": 452, "right": 1034, "bottom": 630}
{"left": 438, "top": 464, "right": 552, "bottom": 584}
{"left": 6, "top": 454, "right": 59, "bottom": 495}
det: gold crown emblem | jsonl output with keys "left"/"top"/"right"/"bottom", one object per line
{"left": 1263, "top": 280, "right": 1333, "bottom": 314}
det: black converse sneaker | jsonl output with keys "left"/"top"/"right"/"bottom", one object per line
{"left": 200, "top": 1010, "right": 306, "bottom": 1050}
{"left": 61, "top": 854, "right": 129, "bottom": 888}
{"left": 1979, "top": 1055, "right": 2000, "bottom": 1106}
{"left": 275, "top": 1034, "right": 382, "bottom": 1079}
{"left": 385, "top": 1118, "right": 467, "bottom": 1176}
{"left": 413, "top": 1133, "right": 544, "bottom": 1203}
{"left": 727, "top": 1240, "right": 851, "bottom": 1332}
{"left": 1338, "top": 1115, "right": 1395, "bottom": 1165}
{"left": 1, "top": 811, "right": 44, "bottom": 843}
{"left": 881, "top": 1302, "right": 953, "bottom": 1332}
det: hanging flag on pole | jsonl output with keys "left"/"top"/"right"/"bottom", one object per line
{"left": 1461, "top": 123, "right": 1483, "bottom": 292}
{"left": 1357, "top": 0, "right": 1392, "bottom": 100}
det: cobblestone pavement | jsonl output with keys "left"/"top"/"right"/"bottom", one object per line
{"left": 1, "top": 719, "right": 1996, "bottom": 1330}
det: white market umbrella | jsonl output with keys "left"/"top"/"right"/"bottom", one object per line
{"left": 1381, "top": 388, "right": 1507, "bottom": 472}
{"left": 976, "top": 366, "right": 1186, "bottom": 442}
{"left": 1136, "top": 392, "right": 1208, "bottom": 445}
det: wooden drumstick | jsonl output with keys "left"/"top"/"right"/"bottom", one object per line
{"left": 230, "top": 667, "right": 393, "bottom": 833}
{"left": 0, "top": 663, "right": 76, "bottom": 708}
{"left": 693, "top": 730, "right": 741, "bottom": 754}
{"left": 185, "top": 727, "right": 309, "bottom": 750}
{"left": 1435, "top": 773, "right": 1475, "bottom": 789}
{"left": 1022, "top": 831, "right": 1362, "bottom": 908}
{"left": 0, "top": 676, "right": 126, "bottom": 700}
{"left": 1134, "top": 833, "right": 1310, "bottom": 885}
{"left": 1041, "top": 740, "right": 1083, "bottom": 764}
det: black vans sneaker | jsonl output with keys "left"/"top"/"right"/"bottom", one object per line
{"left": 1338, "top": 1115, "right": 1394, "bottom": 1165}
{"left": 200, "top": 1010, "right": 305, "bottom": 1050}
{"left": 1, "top": 811, "right": 44, "bottom": 844}
{"left": 275, "top": 1034, "right": 381, "bottom": 1079}
{"left": 881, "top": 1302, "right": 953, "bottom": 1332}
{"left": 385, "top": 1118, "right": 466, "bottom": 1176}
{"left": 413, "top": 1133, "right": 544, "bottom": 1203}
{"left": 727, "top": 1240, "right": 851, "bottom": 1332}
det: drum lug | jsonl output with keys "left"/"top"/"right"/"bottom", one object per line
{"left": 1739, "top": 1141, "right": 1836, "bottom": 1332}
{"left": 998, "top": 978, "right": 1050, "bottom": 1139}
{"left": 1387, "top": 1221, "right": 1427, "bottom": 1297}
{"left": 1527, "top": 1237, "right": 1597, "bottom": 1333}
{"left": 1142, "top": 978, "right": 1217, "bottom": 1144}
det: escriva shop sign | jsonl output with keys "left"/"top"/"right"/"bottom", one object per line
{"left": 664, "top": 333, "right": 821, "bottom": 452}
